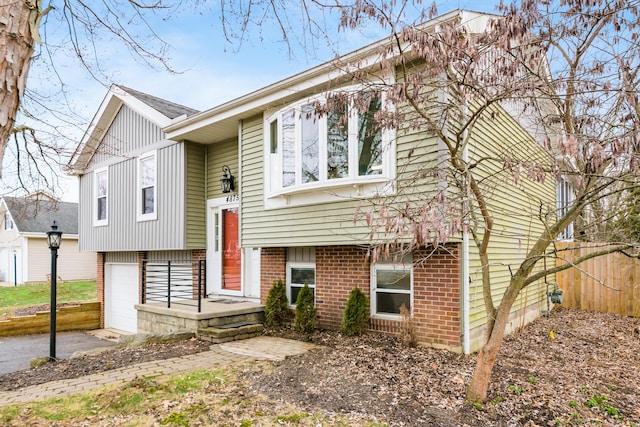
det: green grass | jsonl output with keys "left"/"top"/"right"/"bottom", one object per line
{"left": 0, "top": 281, "right": 97, "bottom": 316}
{"left": 0, "top": 366, "right": 384, "bottom": 426}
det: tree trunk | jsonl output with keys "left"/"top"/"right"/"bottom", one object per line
{"left": 0, "top": 0, "right": 40, "bottom": 177}
{"left": 466, "top": 285, "right": 520, "bottom": 402}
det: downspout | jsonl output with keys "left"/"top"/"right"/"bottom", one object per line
{"left": 462, "top": 101, "right": 471, "bottom": 355}
{"left": 237, "top": 120, "right": 244, "bottom": 294}
{"left": 462, "top": 197, "right": 471, "bottom": 354}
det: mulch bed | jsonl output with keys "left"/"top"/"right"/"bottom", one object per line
{"left": 1, "top": 307, "right": 638, "bottom": 426}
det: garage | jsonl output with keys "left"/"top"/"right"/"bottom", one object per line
{"left": 104, "top": 263, "right": 139, "bottom": 333}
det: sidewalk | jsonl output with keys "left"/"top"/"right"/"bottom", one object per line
{"left": 0, "top": 336, "right": 315, "bottom": 407}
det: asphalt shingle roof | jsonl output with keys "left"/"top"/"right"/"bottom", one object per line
{"left": 3, "top": 197, "right": 78, "bottom": 235}
{"left": 116, "top": 85, "right": 199, "bottom": 119}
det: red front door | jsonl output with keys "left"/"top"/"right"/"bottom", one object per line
{"left": 222, "top": 208, "right": 241, "bottom": 291}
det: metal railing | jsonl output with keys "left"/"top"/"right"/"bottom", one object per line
{"left": 141, "top": 259, "right": 206, "bottom": 312}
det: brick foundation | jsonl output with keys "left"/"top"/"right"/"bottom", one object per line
{"left": 137, "top": 251, "right": 147, "bottom": 304}
{"left": 315, "top": 246, "right": 370, "bottom": 330}
{"left": 413, "top": 245, "right": 461, "bottom": 349}
{"left": 96, "top": 252, "right": 106, "bottom": 328}
{"left": 260, "top": 244, "right": 462, "bottom": 350}
{"left": 260, "top": 247, "right": 286, "bottom": 302}
{"left": 191, "top": 249, "right": 207, "bottom": 298}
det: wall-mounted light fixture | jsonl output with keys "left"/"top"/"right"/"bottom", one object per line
{"left": 220, "top": 165, "right": 235, "bottom": 193}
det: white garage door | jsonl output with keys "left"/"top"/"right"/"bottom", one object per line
{"left": 105, "top": 263, "right": 139, "bottom": 333}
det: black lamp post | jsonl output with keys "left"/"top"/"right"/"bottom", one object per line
{"left": 46, "top": 221, "right": 62, "bottom": 361}
{"left": 13, "top": 250, "right": 16, "bottom": 287}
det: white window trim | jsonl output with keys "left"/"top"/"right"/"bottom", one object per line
{"left": 263, "top": 87, "right": 396, "bottom": 209}
{"left": 137, "top": 150, "right": 158, "bottom": 222}
{"left": 370, "top": 262, "right": 414, "bottom": 320}
{"left": 4, "top": 212, "right": 13, "bottom": 230}
{"left": 557, "top": 178, "right": 574, "bottom": 241}
{"left": 286, "top": 262, "right": 316, "bottom": 307}
{"left": 93, "top": 166, "right": 108, "bottom": 227}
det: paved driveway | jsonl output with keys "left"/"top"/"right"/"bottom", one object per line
{"left": 0, "top": 331, "right": 116, "bottom": 375}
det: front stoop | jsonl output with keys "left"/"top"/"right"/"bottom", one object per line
{"left": 198, "top": 322, "right": 264, "bottom": 344}
{"left": 135, "top": 300, "right": 265, "bottom": 341}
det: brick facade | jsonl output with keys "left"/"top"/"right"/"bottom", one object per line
{"left": 137, "top": 251, "right": 147, "bottom": 304}
{"left": 191, "top": 249, "right": 207, "bottom": 298}
{"left": 96, "top": 252, "right": 105, "bottom": 328}
{"left": 412, "top": 245, "right": 461, "bottom": 348}
{"left": 315, "top": 246, "right": 370, "bottom": 329}
{"left": 260, "top": 247, "right": 286, "bottom": 301}
{"left": 260, "top": 244, "right": 462, "bottom": 350}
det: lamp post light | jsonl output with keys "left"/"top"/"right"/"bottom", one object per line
{"left": 13, "top": 250, "right": 16, "bottom": 287}
{"left": 46, "top": 221, "right": 62, "bottom": 361}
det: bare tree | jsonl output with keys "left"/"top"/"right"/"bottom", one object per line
{"left": 3, "top": 0, "right": 639, "bottom": 404}
{"left": 0, "top": 0, "right": 182, "bottom": 194}
{"left": 321, "top": 0, "right": 640, "bottom": 402}
{"left": 0, "top": 0, "right": 342, "bottom": 195}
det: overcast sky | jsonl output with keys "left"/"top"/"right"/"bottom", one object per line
{"left": 15, "top": 0, "right": 497, "bottom": 202}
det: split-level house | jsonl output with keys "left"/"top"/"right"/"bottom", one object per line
{"left": 0, "top": 194, "right": 96, "bottom": 284}
{"left": 69, "top": 10, "right": 560, "bottom": 352}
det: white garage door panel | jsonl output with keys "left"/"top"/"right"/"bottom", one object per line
{"left": 105, "top": 263, "right": 138, "bottom": 333}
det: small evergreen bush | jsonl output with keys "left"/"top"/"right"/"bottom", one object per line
{"left": 341, "top": 287, "right": 369, "bottom": 336}
{"left": 264, "top": 279, "right": 290, "bottom": 328}
{"left": 294, "top": 283, "right": 317, "bottom": 333}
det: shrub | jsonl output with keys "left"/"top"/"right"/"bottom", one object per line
{"left": 341, "top": 287, "right": 369, "bottom": 336}
{"left": 264, "top": 279, "right": 290, "bottom": 328}
{"left": 294, "top": 283, "right": 317, "bottom": 333}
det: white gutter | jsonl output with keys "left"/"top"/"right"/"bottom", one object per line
{"left": 163, "top": 9, "right": 470, "bottom": 139}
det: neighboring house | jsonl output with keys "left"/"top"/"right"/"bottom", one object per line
{"left": 0, "top": 194, "right": 96, "bottom": 285}
{"left": 68, "top": 10, "right": 558, "bottom": 352}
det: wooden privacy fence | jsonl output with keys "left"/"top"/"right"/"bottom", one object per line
{"left": 555, "top": 242, "right": 640, "bottom": 317}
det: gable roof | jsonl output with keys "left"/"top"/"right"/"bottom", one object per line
{"left": 2, "top": 197, "right": 79, "bottom": 235}
{"left": 115, "top": 85, "right": 199, "bottom": 119}
{"left": 67, "top": 84, "right": 199, "bottom": 174}
{"left": 163, "top": 9, "right": 493, "bottom": 144}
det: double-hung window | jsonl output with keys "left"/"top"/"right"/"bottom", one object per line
{"left": 265, "top": 89, "right": 394, "bottom": 207}
{"left": 138, "top": 151, "right": 157, "bottom": 221}
{"left": 4, "top": 212, "right": 13, "bottom": 230}
{"left": 94, "top": 167, "right": 108, "bottom": 226}
{"left": 371, "top": 255, "right": 413, "bottom": 318}
{"left": 286, "top": 262, "right": 316, "bottom": 306}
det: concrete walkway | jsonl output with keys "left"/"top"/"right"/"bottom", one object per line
{"left": 0, "top": 336, "right": 315, "bottom": 407}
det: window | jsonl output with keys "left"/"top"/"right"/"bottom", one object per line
{"left": 94, "top": 167, "right": 108, "bottom": 226}
{"left": 557, "top": 178, "right": 574, "bottom": 241}
{"left": 286, "top": 263, "right": 315, "bottom": 306}
{"left": 137, "top": 151, "right": 157, "bottom": 221}
{"left": 371, "top": 257, "right": 413, "bottom": 318}
{"left": 4, "top": 212, "right": 13, "bottom": 230}
{"left": 265, "top": 89, "right": 394, "bottom": 207}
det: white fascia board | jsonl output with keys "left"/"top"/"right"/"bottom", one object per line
{"left": 21, "top": 232, "right": 79, "bottom": 239}
{"left": 164, "top": 9, "right": 489, "bottom": 141}
{"left": 111, "top": 86, "right": 174, "bottom": 128}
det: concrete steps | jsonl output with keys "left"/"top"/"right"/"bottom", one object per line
{"left": 197, "top": 322, "right": 264, "bottom": 344}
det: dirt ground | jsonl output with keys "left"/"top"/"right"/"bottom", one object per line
{"left": 1, "top": 307, "right": 639, "bottom": 426}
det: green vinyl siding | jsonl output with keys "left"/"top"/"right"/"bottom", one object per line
{"left": 464, "top": 102, "right": 555, "bottom": 351}
{"left": 207, "top": 139, "right": 239, "bottom": 200}
{"left": 185, "top": 142, "right": 206, "bottom": 248}
{"left": 240, "top": 111, "right": 443, "bottom": 248}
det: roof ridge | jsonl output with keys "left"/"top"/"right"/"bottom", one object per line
{"left": 115, "top": 84, "right": 199, "bottom": 118}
